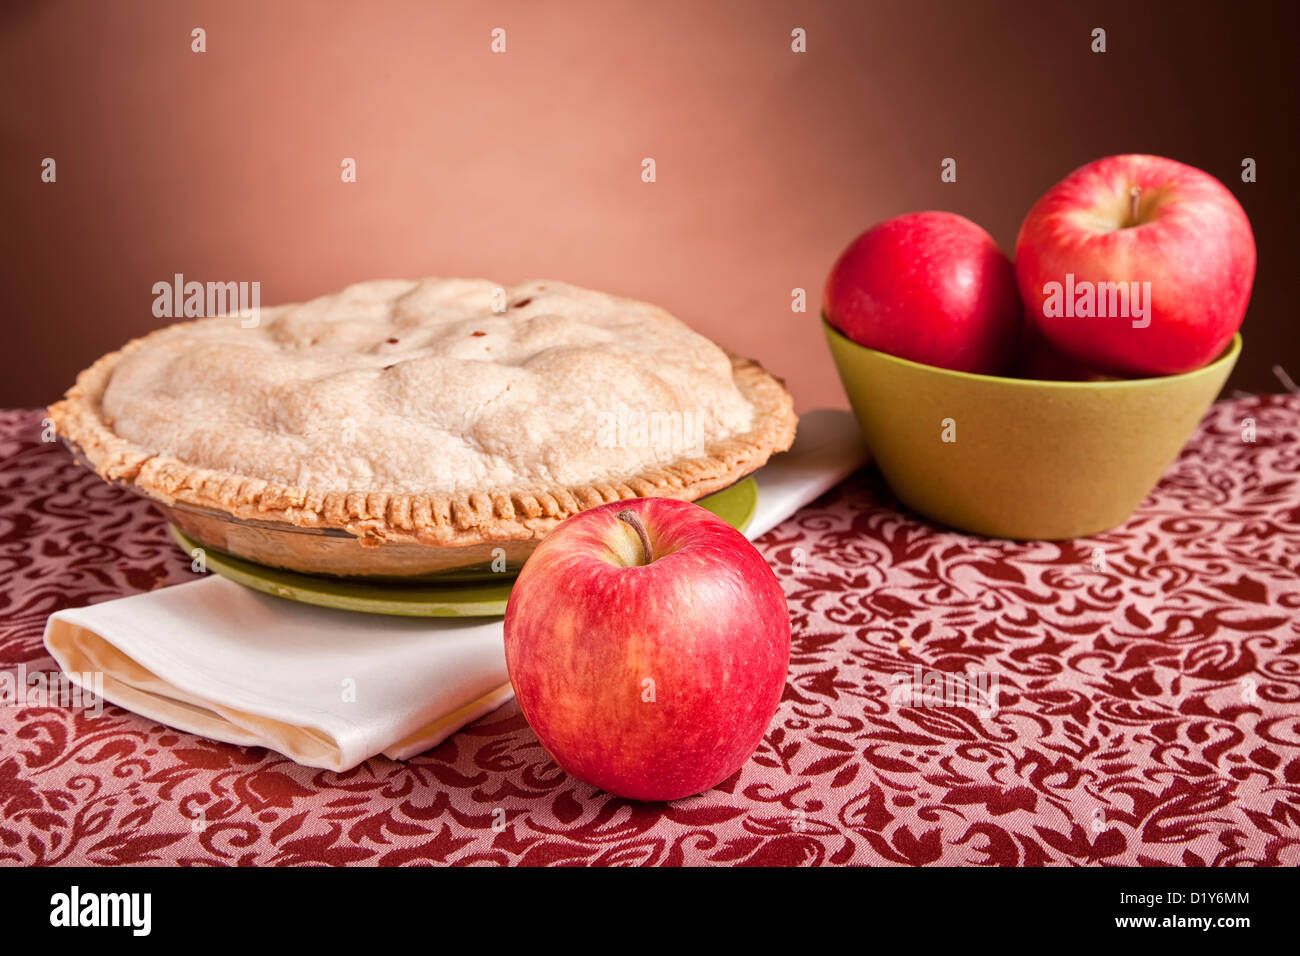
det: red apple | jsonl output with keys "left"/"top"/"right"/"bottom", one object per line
{"left": 1015, "top": 154, "right": 1255, "bottom": 377}
{"left": 1012, "top": 313, "right": 1119, "bottom": 382}
{"left": 503, "top": 497, "right": 790, "bottom": 802}
{"left": 823, "top": 211, "right": 1022, "bottom": 374}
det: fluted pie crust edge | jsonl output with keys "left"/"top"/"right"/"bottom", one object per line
{"left": 49, "top": 333, "right": 797, "bottom": 550}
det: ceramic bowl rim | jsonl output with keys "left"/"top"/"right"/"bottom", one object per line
{"left": 822, "top": 315, "right": 1242, "bottom": 392}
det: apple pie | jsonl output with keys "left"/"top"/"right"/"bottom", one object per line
{"left": 50, "top": 278, "right": 797, "bottom": 577}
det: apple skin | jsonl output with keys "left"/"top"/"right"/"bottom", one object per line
{"left": 1015, "top": 154, "right": 1255, "bottom": 377}
{"left": 503, "top": 497, "right": 790, "bottom": 802}
{"left": 823, "top": 211, "right": 1022, "bottom": 375}
{"left": 1012, "top": 313, "right": 1119, "bottom": 382}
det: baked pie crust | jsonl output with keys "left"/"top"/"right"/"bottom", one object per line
{"left": 50, "top": 279, "right": 797, "bottom": 576}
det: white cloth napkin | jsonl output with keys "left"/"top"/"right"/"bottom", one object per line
{"left": 44, "top": 409, "right": 867, "bottom": 771}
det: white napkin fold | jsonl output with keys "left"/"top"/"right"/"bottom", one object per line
{"left": 44, "top": 409, "right": 867, "bottom": 771}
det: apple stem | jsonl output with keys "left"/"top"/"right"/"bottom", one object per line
{"left": 1128, "top": 186, "right": 1141, "bottom": 226}
{"left": 617, "top": 509, "right": 653, "bottom": 566}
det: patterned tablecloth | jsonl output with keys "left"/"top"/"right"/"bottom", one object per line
{"left": 1, "top": 397, "right": 1298, "bottom": 867}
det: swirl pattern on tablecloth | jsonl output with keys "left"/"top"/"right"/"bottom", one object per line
{"left": 0, "top": 397, "right": 1297, "bottom": 866}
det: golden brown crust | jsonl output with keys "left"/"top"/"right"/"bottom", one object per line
{"left": 48, "top": 332, "right": 796, "bottom": 548}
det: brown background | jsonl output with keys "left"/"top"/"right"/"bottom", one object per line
{"left": 3, "top": 0, "right": 1295, "bottom": 410}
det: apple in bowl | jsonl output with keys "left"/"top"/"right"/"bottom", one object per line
{"left": 823, "top": 211, "right": 1022, "bottom": 375}
{"left": 1015, "top": 154, "right": 1255, "bottom": 377}
{"left": 503, "top": 497, "right": 790, "bottom": 802}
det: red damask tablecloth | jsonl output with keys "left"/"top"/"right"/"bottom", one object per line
{"left": 1, "top": 397, "right": 1298, "bottom": 866}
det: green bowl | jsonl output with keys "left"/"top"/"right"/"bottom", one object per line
{"left": 823, "top": 318, "right": 1242, "bottom": 540}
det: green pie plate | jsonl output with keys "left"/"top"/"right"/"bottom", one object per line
{"left": 169, "top": 477, "right": 758, "bottom": 618}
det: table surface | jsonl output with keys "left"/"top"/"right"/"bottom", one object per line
{"left": 2, "top": 397, "right": 1298, "bottom": 866}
